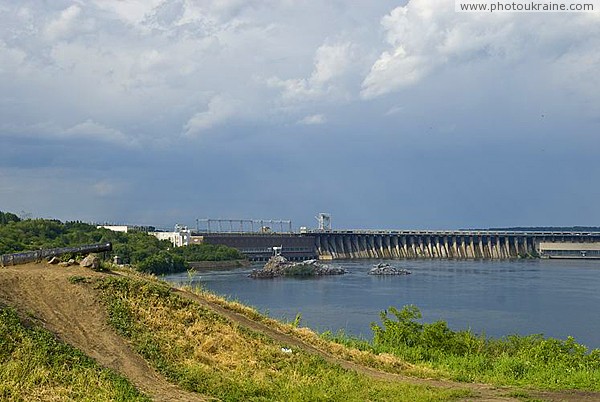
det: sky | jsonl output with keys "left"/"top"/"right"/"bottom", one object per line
{"left": 1, "top": 0, "right": 599, "bottom": 230}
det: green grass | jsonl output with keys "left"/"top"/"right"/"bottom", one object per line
{"left": 0, "top": 307, "right": 149, "bottom": 401}
{"left": 94, "top": 276, "right": 469, "bottom": 401}
{"left": 67, "top": 275, "right": 92, "bottom": 284}
{"left": 362, "top": 305, "right": 600, "bottom": 390}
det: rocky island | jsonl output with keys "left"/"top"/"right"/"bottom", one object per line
{"left": 368, "top": 262, "right": 411, "bottom": 276}
{"left": 250, "top": 255, "right": 347, "bottom": 278}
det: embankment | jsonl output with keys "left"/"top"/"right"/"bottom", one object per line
{"left": 187, "top": 259, "right": 249, "bottom": 269}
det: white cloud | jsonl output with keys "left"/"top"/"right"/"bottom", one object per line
{"left": 1, "top": 1, "right": 391, "bottom": 146}
{"left": 0, "top": 40, "right": 26, "bottom": 72}
{"left": 92, "top": 180, "right": 120, "bottom": 197}
{"left": 91, "top": 0, "right": 164, "bottom": 26}
{"left": 0, "top": 119, "right": 135, "bottom": 147}
{"left": 268, "top": 41, "right": 359, "bottom": 102}
{"left": 65, "top": 119, "right": 135, "bottom": 146}
{"left": 44, "top": 5, "right": 95, "bottom": 41}
{"left": 181, "top": 0, "right": 258, "bottom": 23}
{"left": 312, "top": 42, "right": 356, "bottom": 84}
{"left": 298, "top": 114, "right": 326, "bottom": 125}
{"left": 385, "top": 105, "right": 404, "bottom": 116}
{"left": 361, "top": 0, "right": 600, "bottom": 100}
{"left": 183, "top": 95, "right": 239, "bottom": 135}
{"left": 92, "top": 0, "right": 258, "bottom": 32}
{"left": 2, "top": 0, "right": 599, "bottom": 152}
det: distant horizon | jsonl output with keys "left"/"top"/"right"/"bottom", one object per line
{"left": 6, "top": 209, "right": 600, "bottom": 234}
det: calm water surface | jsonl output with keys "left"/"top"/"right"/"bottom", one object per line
{"left": 164, "top": 259, "right": 600, "bottom": 349}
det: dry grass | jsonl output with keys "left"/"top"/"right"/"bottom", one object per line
{"left": 96, "top": 275, "right": 468, "bottom": 401}
{"left": 116, "top": 267, "right": 445, "bottom": 379}
{"left": 184, "top": 284, "right": 443, "bottom": 379}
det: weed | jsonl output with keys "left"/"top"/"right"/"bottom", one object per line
{"left": 505, "top": 390, "right": 542, "bottom": 401}
{"left": 67, "top": 275, "right": 91, "bottom": 284}
{"left": 291, "top": 312, "right": 302, "bottom": 328}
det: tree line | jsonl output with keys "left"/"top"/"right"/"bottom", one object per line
{"left": 0, "top": 211, "right": 244, "bottom": 274}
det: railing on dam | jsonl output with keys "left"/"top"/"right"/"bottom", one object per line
{"left": 1, "top": 243, "right": 113, "bottom": 266}
{"left": 302, "top": 229, "right": 600, "bottom": 237}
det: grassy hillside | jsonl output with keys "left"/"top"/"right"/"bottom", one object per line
{"left": 90, "top": 275, "right": 467, "bottom": 402}
{"left": 0, "top": 307, "right": 149, "bottom": 401}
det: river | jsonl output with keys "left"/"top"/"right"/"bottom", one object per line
{"left": 163, "top": 259, "right": 600, "bottom": 349}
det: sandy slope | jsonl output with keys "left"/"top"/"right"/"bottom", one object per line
{"left": 1, "top": 262, "right": 598, "bottom": 402}
{"left": 0, "top": 263, "right": 204, "bottom": 402}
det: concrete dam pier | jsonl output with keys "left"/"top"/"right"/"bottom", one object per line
{"left": 313, "top": 230, "right": 600, "bottom": 260}
{"left": 314, "top": 231, "right": 536, "bottom": 260}
{"left": 193, "top": 229, "right": 600, "bottom": 261}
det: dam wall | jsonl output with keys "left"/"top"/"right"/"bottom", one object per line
{"left": 193, "top": 230, "right": 600, "bottom": 261}
{"left": 311, "top": 231, "right": 600, "bottom": 260}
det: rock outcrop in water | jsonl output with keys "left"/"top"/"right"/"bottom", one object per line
{"left": 368, "top": 263, "right": 411, "bottom": 276}
{"left": 250, "top": 255, "right": 347, "bottom": 279}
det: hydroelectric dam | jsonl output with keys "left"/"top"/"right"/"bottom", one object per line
{"left": 191, "top": 223, "right": 600, "bottom": 261}
{"left": 309, "top": 230, "right": 600, "bottom": 260}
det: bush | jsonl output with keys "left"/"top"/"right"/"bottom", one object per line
{"left": 283, "top": 263, "right": 315, "bottom": 276}
{"left": 137, "top": 251, "right": 187, "bottom": 274}
{"left": 370, "top": 305, "right": 600, "bottom": 389}
{"left": 0, "top": 211, "right": 20, "bottom": 225}
{"left": 172, "top": 244, "right": 244, "bottom": 262}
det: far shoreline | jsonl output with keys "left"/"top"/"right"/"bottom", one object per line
{"left": 186, "top": 259, "right": 250, "bottom": 270}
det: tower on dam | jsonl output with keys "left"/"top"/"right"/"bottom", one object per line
{"left": 316, "top": 213, "right": 331, "bottom": 231}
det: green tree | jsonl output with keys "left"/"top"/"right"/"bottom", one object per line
{"left": 0, "top": 211, "right": 20, "bottom": 225}
{"left": 0, "top": 210, "right": 242, "bottom": 275}
{"left": 137, "top": 251, "right": 187, "bottom": 274}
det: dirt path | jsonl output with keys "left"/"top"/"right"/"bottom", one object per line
{"left": 0, "top": 263, "right": 205, "bottom": 402}
{"left": 1, "top": 263, "right": 598, "bottom": 402}
{"left": 172, "top": 287, "right": 518, "bottom": 401}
